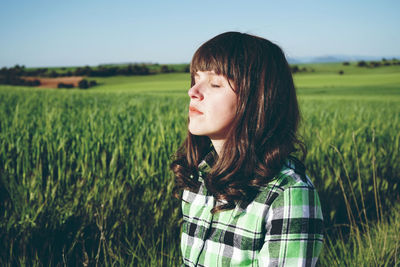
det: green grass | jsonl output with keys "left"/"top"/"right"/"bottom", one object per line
{"left": 320, "top": 203, "right": 400, "bottom": 266}
{"left": 92, "top": 73, "right": 190, "bottom": 94}
{"left": 0, "top": 63, "right": 399, "bottom": 266}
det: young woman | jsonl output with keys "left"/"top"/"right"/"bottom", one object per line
{"left": 171, "top": 32, "right": 324, "bottom": 266}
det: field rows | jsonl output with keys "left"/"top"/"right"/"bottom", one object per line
{"left": 1, "top": 65, "right": 399, "bottom": 265}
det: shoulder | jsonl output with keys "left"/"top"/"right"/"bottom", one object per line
{"left": 272, "top": 159, "right": 315, "bottom": 191}
{"left": 253, "top": 158, "right": 320, "bottom": 209}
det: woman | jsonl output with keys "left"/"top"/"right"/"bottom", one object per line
{"left": 171, "top": 32, "right": 324, "bottom": 266}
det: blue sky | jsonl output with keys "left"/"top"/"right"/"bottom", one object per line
{"left": 0, "top": 0, "right": 399, "bottom": 67}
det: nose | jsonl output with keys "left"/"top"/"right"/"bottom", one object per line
{"left": 188, "top": 83, "right": 204, "bottom": 100}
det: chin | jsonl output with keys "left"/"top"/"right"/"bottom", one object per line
{"left": 188, "top": 126, "right": 208, "bottom": 136}
{"left": 188, "top": 129, "right": 204, "bottom": 136}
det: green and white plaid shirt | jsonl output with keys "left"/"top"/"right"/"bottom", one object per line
{"left": 181, "top": 153, "right": 324, "bottom": 266}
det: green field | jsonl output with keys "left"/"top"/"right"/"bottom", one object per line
{"left": 0, "top": 62, "right": 399, "bottom": 266}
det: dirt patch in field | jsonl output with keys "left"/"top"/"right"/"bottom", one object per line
{"left": 22, "top": 76, "right": 84, "bottom": 88}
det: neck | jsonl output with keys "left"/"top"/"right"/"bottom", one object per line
{"left": 210, "top": 139, "right": 225, "bottom": 156}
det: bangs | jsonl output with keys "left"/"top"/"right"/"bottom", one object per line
{"left": 190, "top": 34, "right": 238, "bottom": 81}
{"left": 190, "top": 46, "right": 228, "bottom": 78}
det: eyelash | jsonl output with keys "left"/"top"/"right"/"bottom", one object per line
{"left": 211, "top": 84, "right": 220, "bottom": 88}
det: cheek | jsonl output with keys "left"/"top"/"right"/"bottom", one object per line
{"left": 213, "top": 100, "right": 237, "bottom": 125}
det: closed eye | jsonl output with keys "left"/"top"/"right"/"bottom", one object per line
{"left": 211, "top": 84, "right": 221, "bottom": 88}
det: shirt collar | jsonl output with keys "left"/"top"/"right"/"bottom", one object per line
{"left": 198, "top": 146, "right": 217, "bottom": 175}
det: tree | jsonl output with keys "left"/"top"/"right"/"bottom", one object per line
{"left": 357, "top": 61, "right": 367, "bottom": 67}
{"left": 160, "top": 65, "right": 170, "bottom": 73}
{"left": 58, "top": 82, "right": 74, "bottom": 89}
{"left": 49, "top": 70, "right": 59, "bottom": 78}
{"left": 291, "top": 65, "right": 299, "bottom": 73}
{"left": 32, "top": 79, "right": 41, "bottom": 86}
{"left": 184, "top": 64, "right": 190, "bottom": 73}
{"left": 369, "top": 61, "right": 381, "bottom": 68}
{"left": 78, "top": 79, "right": 89, "bottom": 89}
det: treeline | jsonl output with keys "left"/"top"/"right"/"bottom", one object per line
{"left": 0, "top": 65, "right": 41, "bottom": 86}
{"left": 0, "top": 63, "right": 190, "bottom": 79}
{"left": 290, "top": 65, "right": 315, "bottom": 74}
{"left": 0, "top": 63, "right": 190, "bottom": 87}
{"left": 0, "top": 76, "right": 41, "bottom": 87}
{"left": 73, "top": 64, "right": 151, "bottom": 77}
{"left": 346, "top": 58, "right": 399, "bottom": 68}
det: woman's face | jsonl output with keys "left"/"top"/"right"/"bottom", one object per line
{"left": 188, "top": 70, "right": 237, "bottom": 141}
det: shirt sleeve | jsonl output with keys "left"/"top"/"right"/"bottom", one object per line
{"left": 257, "top": 183, "right": 324, "bottom": 267}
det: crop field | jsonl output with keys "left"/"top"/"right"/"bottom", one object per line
{"left": 0, "top": 62, "right": 399, "bottom": 266}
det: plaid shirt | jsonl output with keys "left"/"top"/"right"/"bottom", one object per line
{"left": 181, "top": 153, "right": 324, "bottom": 266}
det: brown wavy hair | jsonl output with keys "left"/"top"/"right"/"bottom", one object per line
{"left": 171, "top": 31, "right": 305, "bottom": 213}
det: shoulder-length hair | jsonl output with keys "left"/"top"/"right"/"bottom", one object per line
{"left": 171, "top": 31, "right": 305, "bottom": 213}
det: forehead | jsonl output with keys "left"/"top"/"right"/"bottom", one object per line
{"left": 194, "top": 70, "right": 220, "bottom": 78}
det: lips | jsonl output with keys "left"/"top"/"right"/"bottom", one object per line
{"left": 189, "top": 106, "right": 203, "bottom": 115}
